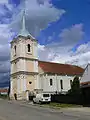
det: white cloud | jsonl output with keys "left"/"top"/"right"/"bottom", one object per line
{"left": 0, "top": 24, "right": 12, "bottom": 45}
{"left": 0, "top": 18, "right": 11, "bottom": 84}
{"left": 0, "top": 24, "right": 10, "bottom": 84}
{"left": 0, "top": 0, "right": 65, "bottom": 85}
{"left": 0, "top": 0, "right": 8, "bottom": 4}
{"left": 47, "top": 36, "right": 52, "bottom": 42}
{"left": 75, "top": 43, "right": 90, "bottom": 55}
{"left": 47, "top": 32, "right": 55, "bottom": 42}
{"left": 0, "top": 24, "right": 10, "bottom": 74}
{"left": 38, "top": 24, "right": 87, "bottom": 68}
{"left": 38, "top": 43, "right": 72, "bottom": 63}
{"left": 9, "top": 0, "right": 65, "bottom": 37}
{"left": 0, "top": 0, "right": 88, "bottom": 86}
{"left": 0, "top": 0, "right": 13, "bottom": 17}
{"left": 59, "top": 24, "right": 84, "bottom": 46}
{"left": 38, "top": 42, "right": 90, "bottom": 68}
{"left": 66, "top": 42, "right": 90, "bottom": 68}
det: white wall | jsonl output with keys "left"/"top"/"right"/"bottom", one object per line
{"left": 80, "top": 64, "right": 90, "bottom": 83}
{"left": 33, "top": 43, "right": 38, "bottom": 59}
{"left": 10, "top": 79, "right": 13, "bottom": 95}
{"left": 17, "top": 78, "right": 21, "bottom": 93}
{"left": 20, "top": 42, "right": 25, "bottom": 57}
{"left": 35, "top": 75, "right": 40, "bottom": 89}
{"left": 17, "top": 74, "right": 26, "bottom": 93}
{"left": 34, "top": 61, "right": 38, "bottom": 72}
{"left": 40, "top": 74, "right": 75, "bottom": 93}
{"left": 17, "top": 59, "right": 26, "bottom": 72}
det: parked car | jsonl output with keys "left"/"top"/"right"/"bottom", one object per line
{"left": 33, "top": 93, "right": 51, "bottom": 104}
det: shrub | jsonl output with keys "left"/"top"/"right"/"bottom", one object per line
{"left": 68, "top": 76, "right": 81, "bottom": 95}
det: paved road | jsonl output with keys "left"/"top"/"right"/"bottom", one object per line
{"left": 0, "top": 100, "right": 90, "bottom": 120}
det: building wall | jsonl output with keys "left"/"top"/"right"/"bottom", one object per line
{"left": 11, "top": 38, "right": 38, "bottom": 74}
{"left": 26, "top": 60, "right": 34, "bottom": 72}
{"left": 11, "top": 38, "right": 38, "bottom": 61}
{"left": 10, "top": 36, "right": 82, "bottom": 99}
{"left": 10, "top": 36, "right": 38, "bottom": 100}
{"left": 39, "top": 74, "right": 76, "bottom": 93}
{"left": 10, "top": 76, "right": 17, "bottom": 99}
{"left": 11, "top": 59, "right": 38, "bottom": 74}
{"left": 26, "top": 75, "right": 35, "bottom": 91}
{"left": 10, "top": 74, "right": 38, "bottom": 100}
{"left": 80, "top": 64, "right": 90, "bottom": 83}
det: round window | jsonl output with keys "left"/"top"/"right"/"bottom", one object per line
{"left": 29, "top": 82, "right": 32, "bottom": 84}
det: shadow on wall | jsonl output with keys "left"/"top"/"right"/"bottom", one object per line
{"left": 28, "top": 91, "right": 36, "bottom": 101}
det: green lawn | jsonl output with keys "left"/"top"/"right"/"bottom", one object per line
{"left": 0, "top": 94, "right": 8, "bottom": 99}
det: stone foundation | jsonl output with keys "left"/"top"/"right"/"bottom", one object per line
{"left": 10, "top": 89, "right": 43, "bottom": 101}
{"left": 10, "top": 91, "right": 28, "bottom": 100}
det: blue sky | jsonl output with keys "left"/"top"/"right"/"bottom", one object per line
{"left": 37, "top": 0, "right": 90, "bottom": 45}
{"left": 1, "top": 0, "right": 90, "bottom": 45}
{"left": 0, "top": 0, "right": 90, "bottom": 87}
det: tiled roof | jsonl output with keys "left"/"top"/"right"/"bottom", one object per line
{"left": 80, "top": 81, "right": 90, "bottom": 85}
{"left": 0, "top": 89, "right": 8, "bottom": 93}
{"left": 38, "top": 61, "right": 84, "bottom": 76}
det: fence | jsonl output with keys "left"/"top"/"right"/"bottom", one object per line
{"left": 51, "top": 94, "right": 83, "bottom": 105}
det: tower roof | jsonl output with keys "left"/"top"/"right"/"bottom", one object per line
{"left": 18, "top": 8, "right": 35, "bottom": 39}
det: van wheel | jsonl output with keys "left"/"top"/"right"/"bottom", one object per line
{"left": 33, "top": 100, "right": 35, "bottom": 104}
{"left": 39, "top": 101, "right": 42, "bottom": 105}
{"left": 48, "top": 102, "right": 50, "bottom": 104}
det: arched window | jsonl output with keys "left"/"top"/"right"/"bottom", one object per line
{"left": 50, "top": 79, "right": 53, "bottom": 86}
{"left": 14, "top": 45, "right": 16, "bottom": 55}
{"left": 27, "top": 44, "right": 31, "bottom": 52}
{"left": 60, "top": 80, "right": 63, "bottom": 90}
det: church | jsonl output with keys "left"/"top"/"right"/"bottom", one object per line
{"left": 10, "top": 9, "right": 84, "bottom": 100}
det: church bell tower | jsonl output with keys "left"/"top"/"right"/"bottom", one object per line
{"left": 10, "top": 7, "right": 39, "bottom": 100}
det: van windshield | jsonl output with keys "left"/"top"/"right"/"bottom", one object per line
{"left": 43, "top": 94, "right": 49, "bottom": 97}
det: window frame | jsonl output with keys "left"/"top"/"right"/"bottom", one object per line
{"left": 14, "top": 45, "right": 16, "bottom": 56}
{"left": 27, "top": 44, "right": 31, "bottom": 52}
{"left": 50, "top": 79, "right": 53, "bottom": 86}
{"left": 60, "top": 79, "right": 63, "bottom": 90}
{"left": 29, "top": 81, "right": 32, "bottom": 84}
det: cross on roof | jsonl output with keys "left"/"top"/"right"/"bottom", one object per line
{"left": 18, "top": 0, "right": 35, "bottom": 39}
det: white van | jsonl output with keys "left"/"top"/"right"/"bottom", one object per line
{"left": 33, "top": 93, "right": 51, "bottom": 104}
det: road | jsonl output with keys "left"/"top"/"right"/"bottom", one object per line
{"left": 0, "top": 100, "right": 90, "bottom": 120}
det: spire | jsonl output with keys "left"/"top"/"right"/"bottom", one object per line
{"left": 22, "top": 9, "right": 26, "bottom": 32}
{"left": 18, "top": 0, "right": 35, "bottom": 39}
{"left": 18, "top": 9, "right": 30, "bottom": 37}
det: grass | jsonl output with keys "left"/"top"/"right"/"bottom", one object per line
{"left": 42, "top": 102, "right": 82, "bottom": 109}
{"left": 0, "top": 94, "right": 8, "bottom": 99}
